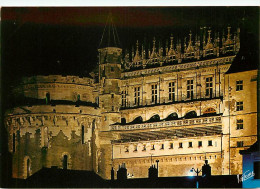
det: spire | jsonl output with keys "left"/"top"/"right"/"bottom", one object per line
{"left": 150, "top": 37, "right": 158, "bottom": 58}
{"left": 133, "top": 40, "right": 141, "bottom": 62}
{"left": 152, "top": 37, "right": 156, "bottom": 52}
{"left": 170, "top": 34, "right": 174, "bottom": 49}
{"left": 99, "top": 13, "right": 121, "bottom": 48}
{"left": 227, "top": 26, "right": 231, "bottom": 40}
{"left": 207, "top": 30, "right": 211, "bottom": 43}
{"left": 189, "top": 30, "right": 192, "bottom": 45}
{"left": 136, "top": 40, "right": 139, "bottom": 56}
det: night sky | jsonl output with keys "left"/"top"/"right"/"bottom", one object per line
{"left": 1, "top": 7, "right": 259, "bottom": 96}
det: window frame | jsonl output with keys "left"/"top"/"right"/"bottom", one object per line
{"left": 205, "top": 77, "right": 213, "bottom": 97}
{"left": 187, "top": 79, "right": 194, "bottom": 99}
{"left": 237, "top": 141, "right": 244, "bottom": 147}
{"left": 236, "top": 101, "right": 244, "bottom": 111}
{"left": 121, "top": 90, "right": 127, "bottom": 107}
{"left": 151, "top": 84, "right": 158, "bottom": 104}
{"left": 134, "top": 86, "right": 141, "bottom": 106}
{"left": 169, "top": 82, "right": 175, "bottom": 102}
{"left": 237, "top": 119, "right": 244, "bottom": 130}
{"left": 236, "top": 80, "right": 243, "bottom": 91}
{"left": 198, "top": 141, "right": 202, "bottom": 147}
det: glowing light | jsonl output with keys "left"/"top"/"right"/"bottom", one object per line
{"left": 188, "top": 169, "right": 195, "bottom": 177}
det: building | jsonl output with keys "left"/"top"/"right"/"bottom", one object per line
{"left": 4, "top": 23, "right": 258, "bottom": 180}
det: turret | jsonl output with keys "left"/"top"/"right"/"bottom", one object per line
{"left": 98, "top": 15, "right": 122, "bottom": 130}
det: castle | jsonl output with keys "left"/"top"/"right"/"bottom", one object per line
{"left": 4, "top": 24, "right": 258, "bottom": 180}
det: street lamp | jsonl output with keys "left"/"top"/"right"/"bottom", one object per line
{"left": 190, "top": 168, "right": 202, "bottom": 188}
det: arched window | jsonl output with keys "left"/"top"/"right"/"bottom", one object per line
{"left": 185, "top": 111, "right": 197, "bottom": 119}
{"left": 165, "top": 113, "right": 178, "bottom": 121}
{"left": 24, "top": 156, "right": 31, "bottom": 178}
{"left": 27, "top": 159, "right": 31, "bottom": 177}
{"left": 203, "top": 108, "right": 216, "bottom": 115}
{"left": 46, "top": 92, "right": 50, "bottom": 104}
{"left": 81, "top": 126, "right": 85, "bottom": 144}
{"left": 148, "top": 114, "right": 160, "bottom": 123}
{"left": 63, "top": 155, "right": 68, "bottom": 169}
{"left": 131, "top": 116, "right": 143, "bottom": 124}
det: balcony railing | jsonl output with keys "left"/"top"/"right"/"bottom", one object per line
{"left": 121, "top": 91, "right": 223, "bottom": 110}
{"left": 110, "top": 115, "right": 222, "bottom": 131}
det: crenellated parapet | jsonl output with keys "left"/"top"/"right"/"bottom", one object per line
{"left": 123, "top": 27, "right": 240, "bottom": 71}
{"left": 21, "top": 75, "right": 94, "bottom": 85}
{"left": 12, "top": 75, "right": 98, "bottom": 107}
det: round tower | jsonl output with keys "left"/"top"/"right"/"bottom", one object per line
{"left": 97, "top": 14, "right": 122, "bottom": 131}
{"left": 4, "top": 75, "right": 100, "bottom": 179}
{"left": 98, "top": 47, "right": 122, "bottom": 130}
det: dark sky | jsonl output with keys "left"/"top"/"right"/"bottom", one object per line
{"left": 2, "top": 7, "right": 259, "bottom": 87}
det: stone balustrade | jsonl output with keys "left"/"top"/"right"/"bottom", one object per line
{"left": 110, "top": 115, "right": 222, "bottom": 131}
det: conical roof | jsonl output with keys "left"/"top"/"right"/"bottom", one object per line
{"left": 98, "top": 14, "right": 121, "bottom": 49}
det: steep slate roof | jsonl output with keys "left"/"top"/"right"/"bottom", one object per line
{"left": 226, "top": 26, "right": 259, "bottom": 74}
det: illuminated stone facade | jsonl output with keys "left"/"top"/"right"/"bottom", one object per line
{"left": 5, "top": 27, "right": 257, "bottom": 179}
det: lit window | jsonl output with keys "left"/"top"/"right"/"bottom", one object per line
{"left": 134, "top": 87, "right": 141, "bottom": 106}
{"left": 169, "top": 82, "right": 175, "bottom": 102}
{"left": 208, "top": 140, "right": 213, "bottom": 146}
{"left": 187, "top": 79, "right": 194, "bottom": 99}
{"left": 236, "top": 101, "right": 243, "bottom": 111}
{"left": 237, "top": 119, "right": 243, "bottom": 130}
{"left": 189, "top": 142, "right": 193, "bottom": 148}
{"left": 206, "top": 77, "right": 213, "bottom": 97}
{"left": 198, "top": 141, "right": 202, "bottom": 147}
{"left": 151, "top": 84, "right": 158, "bottom": 103}
{"left": 236, "top": 80, "right": 243, "bottom": 91}
{"left": 179, "top": 142, "right": 183, "bottom": 148}
{"left": 237, "top": 141, "right": 244, "bottom": 147}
